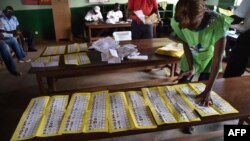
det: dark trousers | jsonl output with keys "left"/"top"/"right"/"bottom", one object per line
{"left": 223, "top": 29, "right": 250, "bottom": 78}
{"left": 178, "top": 72, "right": 210, "bottom": 83}
{"left": 21, "top": 30, "right": 36, "bottom": 51}
{"left": 131, "top": 20, "right": 154, "bottom": 40}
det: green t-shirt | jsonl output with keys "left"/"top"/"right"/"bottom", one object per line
{"left": 171, "top": 12, "right": 233, "bottom": 73}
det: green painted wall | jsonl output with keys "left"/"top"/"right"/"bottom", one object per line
{"left": 14, "top": 9, "right": 55, "bottom": 40}
{"left": 0, "top": 0, "right": 177, "bottom": 40}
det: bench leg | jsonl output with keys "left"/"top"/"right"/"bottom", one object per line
{"left": 238, "top": 117, "right": 250, "bottom": 125}
{"left": 47, "top": 77, "right": 56, "bottom": 92}
{"left": 36, "top": 75, "right": 45, "bottom": 94}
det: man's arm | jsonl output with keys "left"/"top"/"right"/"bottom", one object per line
{"left": 231, "top": 15, "right": 244, "bottom": 24}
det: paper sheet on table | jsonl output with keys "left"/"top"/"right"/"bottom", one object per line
{"left": 226, "top": 30, "right": 239, "bottom": 39}
{"left": 64, "top": 53, "right": 90, "bottom": 65}
{"left": 31, "top": 56, "right": 59, "bottom": 67}
{"left": 89, "top": 37, "right": 119, "bottom": 53}
{"left": 155, "top": 43, "right": 184, "bottom": 58}
{"left": 101, "top": 50, "right": 121, "bottom": 64}
{"left": 127, "top": 55, "right": 148, "bottom": 60}
{"left": 134, "top": 10, "right": 145, "bottom": 24}
{"left": 43, "top": 46, "right": 66, "bottom": 56}
{"left": 68, "top": 43, "right": 88, "bottom": 53}
{"left": 117, "top": 44, "right": 138, "bottom": 60}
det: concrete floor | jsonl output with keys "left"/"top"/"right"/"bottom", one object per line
{"left": 0, "top": 40, "right": 244, "bottom": 141}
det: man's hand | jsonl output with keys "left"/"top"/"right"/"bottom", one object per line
{"left": 13, "top": 30, "right": 21, "bottom": 37}
{"left": 178, "top": 69, "right": 194, "bottom": 80}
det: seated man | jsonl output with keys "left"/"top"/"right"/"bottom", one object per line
{"left": 0, "top": 32, "right": 31, "bottom": 76}
{"left": 0, "top": 6, "right": 37, "bottom": 52}
{"left": 106, "top": 3, "right": 123, "bottom": 24}
{"left": 84, "top": 6, "right": 103, "bottom": 22}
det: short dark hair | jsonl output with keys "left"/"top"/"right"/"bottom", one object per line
{"left": 174, "top": 0, "right": 205, "bottom": 29}
{"left": 5, "top": 6, "right": 14, "bottom": 11}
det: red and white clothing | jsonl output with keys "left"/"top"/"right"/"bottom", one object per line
{"left": 128, "top": 0, "right": 158, "bottom": 23}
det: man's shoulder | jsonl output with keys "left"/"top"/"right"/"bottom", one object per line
{"left": 11, "top": 16, "right": 18, "bottom": 20}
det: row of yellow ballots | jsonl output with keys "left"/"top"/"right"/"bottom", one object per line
{"left": 31, "top": 43, "right": 90, "bottom": 67}
{"left": 11, "top": 83, "right": 238, "bottom": 141}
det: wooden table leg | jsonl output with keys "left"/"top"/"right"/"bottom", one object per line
{"left": 88, "top": 27, "right": 92, "bottom": 43}
{"left": 170, "top": 63, "right": 175, "bottom": 77}
{"left": 36, "top": 75, "right": 45, "bottom": 94}
{"left": 47, "top": 77, "right": 56, "bottom": 92}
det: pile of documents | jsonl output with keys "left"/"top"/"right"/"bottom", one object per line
{"left": 90, "top": 37, "right": 147, "bottom": 64}
{"left": 11, "top": 83, "right": 238, "bottom": 141}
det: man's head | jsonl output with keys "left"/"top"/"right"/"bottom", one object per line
{"left": 93, "top": 6, "right": 100, "bottom": 14}
{"left": 114, "top": 3, "right": 120, "bottom": 12}
{"left": 3, "top": 6, "right": 14, "bottom": 19}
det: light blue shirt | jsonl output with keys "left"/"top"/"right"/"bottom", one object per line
{"left": 0, "top": 15, "right": 19, "bottom": 37}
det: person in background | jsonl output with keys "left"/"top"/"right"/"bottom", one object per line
{"left": 0, "top": 32, "right": 31, "bottom": 76}
{"left": 171, "top": 0, "right": 232, "bottom": 134}
{"left": 0, "top": 6, "right": 37, "bottom": 52}
{"left": 106, "top": 3, "right": 123, "bottom": 24}
{"left": 84, "top": 6, "right": 103, "bottom": 22}
{"left": 127, "top": 0, "right": 160, "bottom": 39}
{"left": 223, "top": 0, "right": 250, "bottom": 78}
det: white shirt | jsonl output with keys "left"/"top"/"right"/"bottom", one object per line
{"left": 0, "top": 15, "right": 19, "bottom": 37}
{"left": 84, "top": 10, "right": 103, "bottom": 22}
{"left": 106, "top": 10, "right": 123, "bottom": 23}
{"left": 234, "top": 0, "right": 250, "bottom": 32}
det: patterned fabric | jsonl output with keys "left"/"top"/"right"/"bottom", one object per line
{"left": 171, "top": 12, "right": 233, "bottom": 73}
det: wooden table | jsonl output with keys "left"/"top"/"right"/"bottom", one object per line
{"left": 84, "top": 22, "right": 131, "bottom": 43}
{"left": 28, "top": 38, "right": 181, "bottom": 94}
{"left": 17, "top": 76, "right": 250, "bottom": 141}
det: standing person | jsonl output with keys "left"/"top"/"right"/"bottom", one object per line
{"left": 0, "top": 6, "right": 37, "bottom": 52}
{"left": 106, "top": 3, "right": 123, "bottom": 24}
{"left": 84, "top": 6, "right": 103, "bottom": 22}
{"left": 127, "top": 0, "right": 160, "bottom": 39}
{"left": 223, "top": 0, "right": 250, "bottom": 78}
{"left": 171, "top": 0, "right": 232, "bottom": 133}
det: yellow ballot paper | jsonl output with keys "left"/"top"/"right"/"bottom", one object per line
{"left": 64, "top": 53, "right": 90, "bottom": 65}
{"left": 36, "top": 95, "right": 69, "bottom": 137}
{"left": 43, "top": 45, "right": 66, "bottom": 56}
{"left": 142, "top": 87, "right": 178, "bottom": 125}
{"left": 126, "top": 91, "right": 157, "bottom": 129}
{"left": 31, "top": 56, "right": 59, "bottom": 67}
{"left": 175, "top": 84, "right": 220, "bottom": 117}
{"left": 189, "top": 83, "right": 239, "bottom": 115}
{"left": 159, "top": 86, "right": 200, "bottom": 122}
{"left": 84, "top": 91, "right": 109, "bottom": 133}
{"left": 59, "top": 93, "right": 90, "bottom": 134}
{"left": 108, "top": 92, "right": 134, "bottom": 133}
{"left": 11, "top": 96, "right": 50, "bottom": 141}
{"left": 219, "top": 8, "right": 233, "bottom": 16}
{"left": 67, "top": 43, "right": 88, "bottom": 53}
